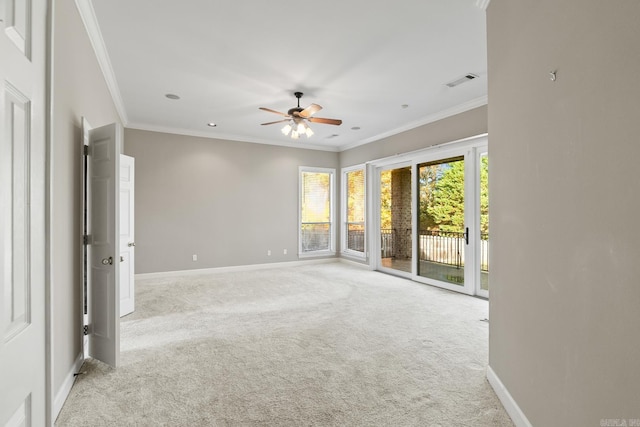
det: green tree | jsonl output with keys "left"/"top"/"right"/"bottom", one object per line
{"left": 379, "top": 170, "right": 392, "bottom": 229}
{"left": 427, "top": 160, "right": 465, "bottom": 232}
{"left": 384, "top": 157, "right": 489, "bottom": 234}
{"left": 480, "top": 155, "right": 489, "bottom": 235}
{"left": 418, "top": 165, "right": 438, "bottom": 230}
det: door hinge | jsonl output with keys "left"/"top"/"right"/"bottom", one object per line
{"left": 83, "top": 325, "right": 90, "bottom": 335}
{"left": 83, "top": 145, "right": 89, "bottom": 156}
{"left": 83, "top": 234, "right": 91, "bottom": 245}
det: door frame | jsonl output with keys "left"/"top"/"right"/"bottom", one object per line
{"left": 119, "top": 154, "right": 134, "bottom": 317}
{"left": 474, "top": 149, "right": 489, "bottom": 299}
{"left": 367, "top": 134, "right": 488, "bottom": 297}
{"left": 372, "top": 160, "right": 414, "bottom": 279}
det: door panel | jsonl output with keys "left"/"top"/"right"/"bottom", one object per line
{"left": 119, "top": 155, "right": 134, "bottom": 317}
{"left": 377, "top": 165, "right": 412, "bottom": 276}
{"left": 477, "top": 152, "right": 490, "bottom": 298}
{"left": 371, "top": 137, "right": 488, "bottom": 297}
{"left": 87, "top": 123, "right": 121, "bottom": 368}
{"left": 0, "top": 0, "right": 47, "bottom": 424}
{"left": 417, "top": 156, "right": 466, "bottom": 287}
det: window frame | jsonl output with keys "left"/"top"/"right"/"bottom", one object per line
{"left": 341, "top": 164, "right": 367, "bottom": 260}
{"left": 298, "top": 166, "right": 336, "bottom": 258}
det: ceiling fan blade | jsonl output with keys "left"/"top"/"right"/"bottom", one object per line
{"left": 308, "top": 117, "right": 342, "bottom": 126}
{"left": 259, "top": 107, "right": 289, "bottom": 117}
{"left": 299, "top": 103, "right": 322, "bottom": 118}
{"left": 261, "top": 119, "right": 290, "bottom": 126}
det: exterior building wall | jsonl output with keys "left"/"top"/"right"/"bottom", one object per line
{"left": 391, "top": 167, "right": 412, "bottom": 259}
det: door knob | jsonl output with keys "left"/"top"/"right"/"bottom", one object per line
{"left": 101, "top": 256, "right": 113, "bottom": 265}
{"left": 128, "top": 242, "right": 135, "bottom": 247}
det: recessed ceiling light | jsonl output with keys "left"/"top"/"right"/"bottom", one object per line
{"left": 351, "top": 126, "right": 361, "bottom": 131}
{"left": 207, "top": 122, "right": 217, "bottom": 127}
{"left": 165, "top": 93, "right": 180, "bottom": 100}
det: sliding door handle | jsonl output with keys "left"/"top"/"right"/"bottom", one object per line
{"left": 464, "top": 227, "right": 469, "bottom": 245}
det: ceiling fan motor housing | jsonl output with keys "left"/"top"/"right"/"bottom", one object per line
{"left": 289, "top": 91, "right": 304, "bottom": 115}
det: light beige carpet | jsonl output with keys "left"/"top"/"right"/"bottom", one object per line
{"left": 56, "top": 262, "right": 512, "bottom": 426}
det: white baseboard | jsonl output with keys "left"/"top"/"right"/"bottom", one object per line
{"left": 487, "top": 365, "right": 532, "bottom": 427}
{"left": 338, "top": 257, "right": 371, "bottom": 269}
{"left": 135, "top": 258, "right": 339, "bottom": 280}
{"left": 53, "top": 352, "right": 84, "bottom": 421}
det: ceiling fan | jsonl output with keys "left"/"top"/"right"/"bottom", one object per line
{"left": 259, "top": 92, "right": 342, "bottom": 139}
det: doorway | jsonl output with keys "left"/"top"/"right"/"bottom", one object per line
{"left": 372, "top": 136, "right": 489, "bottom": 297}
{"left": 377, "top": 163, "right": 412, "bottom": 278}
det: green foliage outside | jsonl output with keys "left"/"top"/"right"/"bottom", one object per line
{"left": 479, "top": 155, "right": 489, "bottom": 234}
{"left": 379, "top": 156, "right": 489, "bottom": 234}
{"left": 346, "top": 169, "right": 365, "bottom": 230}
{"left": 379, "top": 170, "right": 392, "bottom": 229}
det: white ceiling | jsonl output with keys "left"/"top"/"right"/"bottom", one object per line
{"left": 85, "top": 0, "right": 488, "bottom": 152}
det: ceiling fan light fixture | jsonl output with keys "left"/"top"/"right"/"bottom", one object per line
{"left": 305, "top": 127, "right": 314, "bottom": 138}
{"left": 262, "top": 91, "right": 341, "bottom": 140}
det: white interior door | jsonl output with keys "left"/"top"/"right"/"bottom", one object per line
{"left": 87, "top": 123, "right": 121, "bottom": 368}
{"left": 0, "top": 0, "right": 48, "bottom": 425}
{"left": 119, "top": 155, "right": 134, "bottom": 317}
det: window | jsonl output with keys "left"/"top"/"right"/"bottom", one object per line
{"left": 299, "top": 167, "right": 335, "bottom": 256}
{"left": 342, "top": 165, "right": 366, "bottom": 258}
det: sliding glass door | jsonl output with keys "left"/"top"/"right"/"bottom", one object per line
{"left": 417, "top": 156, "right": 467, "bottom": 287}
{"left": 478, "top": 151, "right": 489, "bottom": 297}
{"left": 414, "top": 146, "right": 488, "bottom": 296}
{"left": 371, "top": 136, "right": 489, "bottom": 297}
{"left": 377, "top": 163, "right": 412, "bottom": 277}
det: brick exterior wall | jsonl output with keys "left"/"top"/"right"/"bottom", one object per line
{"left": 390, "top": 167, "right": 412, "bottom": 259}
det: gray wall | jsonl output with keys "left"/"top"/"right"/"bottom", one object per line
{"left": 124, "top": 129, "right": 338, "bottom": 274}
{"left": 340, "top": 106, "right": 487, "bottom": 167}
{"left": 487, "top": 1, "right": 640, "bottom": 425}
{"left": 51, "top": 0, "right": 122, "bottom": 400}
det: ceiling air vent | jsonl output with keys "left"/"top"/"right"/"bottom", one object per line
{"left": 446, "top": 73, "right": 479, "bottom": 88}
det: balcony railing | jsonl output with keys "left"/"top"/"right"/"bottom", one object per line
{"left": 378, "top": 229, "right": 489, "bottom": 272}
{"left": 346, "top": 222, "right": 365, "bottom": 252}
{"left": 418, "top": 230, "right": 465, "bottom": 268}
{"left": 301, "top": 222, "right": 331, "bottom": 252}
{"left": 380, "top": 229, "right": 395, "bottom": 258}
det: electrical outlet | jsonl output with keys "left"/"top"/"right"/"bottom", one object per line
{"left": 283, "top": 249, "right": 287, "bottom": 255}
{"left": 192, "top": 254, "right": 197, "bottom": 261}
{"left": 267, "top": 250, "right": 271, "bottom": 256}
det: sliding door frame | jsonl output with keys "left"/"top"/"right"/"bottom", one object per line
{"left": 367, "top": 134, "right": 488, "bottom": 296}
{"left": 371, "top": 160, "right": 414, "bottom": 279}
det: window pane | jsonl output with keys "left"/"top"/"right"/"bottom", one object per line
{"left": 418, "top": 157, "right": 465, "bottom": 285}
{"left": 346, "top": 169, "right": 365, "bottom": 252}
{"left": 301, "top": 223, "right": 330, "bottom": 252}
{"left": 300, "top": 170, "right": 333, "bottom": 253}
{"left": 301, "top": 172, "right": 330, "bottom": 223}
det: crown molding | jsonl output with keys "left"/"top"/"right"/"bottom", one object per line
{"left": 125, "top": 122, "right": 341, "bottom": 152}
{"left": 337, "top": 95, "right": 488, "bottom": 152}
{"left": 74, "top": 0, "right": 129, "bottom": 125}
{"left": 127, "top": 94, "right": 487, "bottom": 154}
